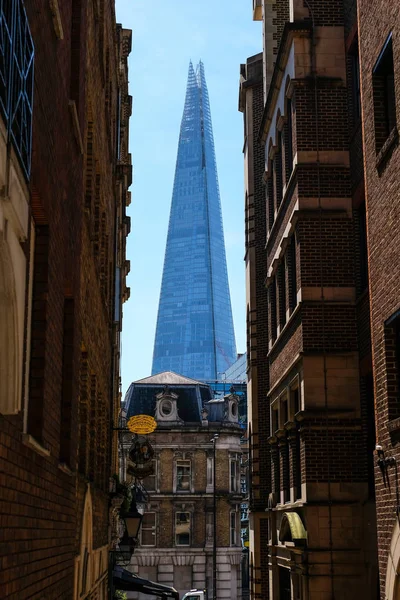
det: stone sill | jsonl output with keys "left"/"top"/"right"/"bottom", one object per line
{"left": 58, "top": 462, "right": 74, "bottom": 476}
{"left": 22, "top": 433, "right": 50, "bottom": 458}
{"left": 376, "top": 126, "right": 399, "bottom": 173}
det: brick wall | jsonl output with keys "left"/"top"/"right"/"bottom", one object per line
{"left": 358, "top": 1, "right": 400, "bottom": 597}
{"left": 0, "top": 1, "right": 130, "bottom": 598}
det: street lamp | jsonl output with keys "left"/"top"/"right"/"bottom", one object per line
{"left": 121, "top": 506, "right": 143, "bottom": 541}
{"left": 211, "top": 433, "right": 219, "bottom": 600}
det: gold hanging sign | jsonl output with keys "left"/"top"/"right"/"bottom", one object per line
{"left": 127, "top": 414, "right": 157, "bottom": 435}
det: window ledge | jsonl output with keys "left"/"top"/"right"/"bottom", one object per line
{"left": 58, "top": 462, "right": 74, "bottom": 476}
{"left": 376, "top": 126, "right": 398, "bottom": 173}
{"left": 268, "top": 302, "right": 301, "bottom": 357}
{"left": 22, "top": 434, "right": 51, "bottom": 458}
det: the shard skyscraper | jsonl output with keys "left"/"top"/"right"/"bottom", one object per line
{"left": 152, "top": 61, "right": 237, "bottom": 381}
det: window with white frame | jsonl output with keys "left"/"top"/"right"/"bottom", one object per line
{"left": 175, "top": 512, "right": 191, "bottom": 546}
{"left": 176, "top": 460, "right": 191, "bottom": 492}
{"left": 230, "top": 511, "right": 237, "bottom": 546}
{"left": 230, "top": 457, "right": 238, "bottom": 493}
{"left": 207, "top": 455, "right": 213, "bottom": 489}
{"left": 142, "top": 459, "right": 157, "bottom": 492}
{"left": 141, "top": 512, "right": 156, "bottom": 546}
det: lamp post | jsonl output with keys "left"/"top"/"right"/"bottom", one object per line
{"left": 211, "top": 433, "right": 219, "bottom": 600}
{"left": 122, "top": 506, "right": 143, "bottom": 541}
{"left": 109, "top": 497, "right": 144, "bottom": 599}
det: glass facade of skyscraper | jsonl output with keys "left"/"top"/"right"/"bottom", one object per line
{"left": 152, "top": 61, "right": 236, "bottom": 381}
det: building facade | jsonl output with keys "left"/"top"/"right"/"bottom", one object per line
{"left": 123, "top": 372, "right": 243, "bottom": 599}
{"left": 239, "top": 52, "right": 270, "bottom": 600}
{"left": 357, "top": 4, "right": 400, "bottom": 599}
{"left": 152, "top": 61, "right": 237, "bottom": 381}
{"left": 0, "top": 1, "right": 131, "bottom": 598}
{"left": 240, "top": 1, "right": 378, "bottom": 598}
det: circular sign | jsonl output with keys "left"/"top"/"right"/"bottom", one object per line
{"left": 129, "top": 437, "right": 155, "bottom": 465}
{"left": 127, "top": 414, "right": 157, "bottom": 434}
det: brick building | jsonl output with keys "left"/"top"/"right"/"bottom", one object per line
{"left": 123, "top": 372, "right": 243, "bottom": 600}
{"left": 357, "top": 4, "right": 400, "bottom": 599}
{"left": 240, "top": 1, "right": 378, "bottom": 598}
{"left": 0, "top": 1, "right": 131, "bottom": 598}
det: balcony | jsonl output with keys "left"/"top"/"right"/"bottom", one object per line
{"left": 0, "top": 0, "right": 34, "bottom": 179}
{"left": 253, "top": 0, "right": 262, "bottom": 21}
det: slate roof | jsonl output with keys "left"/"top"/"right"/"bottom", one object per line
{"left": 134, "top": 371, "right": 204, "bottom": 386}
{"left": 124, "top": 371, "right": 213, "bottom": 423}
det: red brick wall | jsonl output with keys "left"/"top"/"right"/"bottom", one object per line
{"left": 0, "top": 1, "right": 127, "bottom": 598}
{"left": 358, "top": 1, "right": 400, "bottom": 596}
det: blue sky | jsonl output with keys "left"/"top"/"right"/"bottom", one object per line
{"left": 115, "top": 1, "right": 261, "bottom": 393}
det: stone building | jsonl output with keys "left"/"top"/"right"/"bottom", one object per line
{"left": 239, "top": 1, "right": 378, "bottom": 598}
{"left": 0, "top": 1, "right": 131, "bottom": 598}
{"left": 357, "top": 4, "right": 400, "bottom": 599}
{"left": 123, "top": 372, "right": 243, "bottom": 599}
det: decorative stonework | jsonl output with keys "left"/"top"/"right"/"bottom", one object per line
{"left": 172, "top": 554, "right": 196, "bottom": 566}
{"left": 155, "top": 386, "right": 182, "bottom": 423}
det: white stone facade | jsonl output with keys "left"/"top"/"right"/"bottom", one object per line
{"left": 128, "top": 547, "right": 243, "bottom": 600}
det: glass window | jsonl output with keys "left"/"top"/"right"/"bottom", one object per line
{"left": 230, "top": 459, "right": 238, "bottom": 492}
{"left": 175, "top": 512, "right": 191, "bottom": 546}
{"left": 176, "top": 460, "right": 191, "bottom": 491}
{"left": 142, "top": 459, "right": 157, "bottom": 492}
{"left": 373, "top": 33, "right": 397, "bottom": 153}
{"left": 141, "top": 512, "right": 156, "bottom": 547}
{"left": 207, "top": 455, "right": 213, "bottom": 487}
{"left": 230, "top": 512, "right": 237, "bottom": 546}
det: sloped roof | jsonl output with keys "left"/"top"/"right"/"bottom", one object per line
{"left": 134, "top": 371, "right": 204, "bottom": 386}
{"left": 124, "top": 372, "right": 214, "bottom": 423}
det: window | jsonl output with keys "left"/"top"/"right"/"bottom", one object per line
{"left": 207, "top": 455, "right": 213, "bottom": 490}
{"left": 373, "top": 33, "right": 397, "bottom": 153}
{"left": 271, "top": 406, "right": 279, "bottom": 435}
{"left": 176, "top": 460, "right": 191, "bottom": 491}
{"left": 350, "top": 44, "right": 361, "bottom": 124}
{"left": 276, "top": 132, "right": 283, "bottom": 208}
{"left": 230, "top": 458, "right": 238, "bottom": 492}
{"left": 141, "top": 512, "right": 156, "bottom": 547}
{"left": 281, "top": 397, "right": 288, "bottom": 427}
{"left": 230, "top": 512, "right": 237, "bottom": 546}
{"left": 285, "top": 98, "right": 293, "bottom": 183}
{"left": 142, "top": 459, "right": 157, "bottom": 492}
{"left": 27, "top": 226, "right": 50, "bottom": 443}
{"left": 278, "top": 260, "right": 287, "bottom": 329}
{"left": 60, "top": 298, "right": 75, "bottom": 466}
{"left": 384, "top": 311, "right": 400, "bottom": 421}
{"left": 290, "top": 385, "right": 300, "bottom": 419}
{"left": 269, "top": 278, "right": 277, "bottom": 344}
{"left": 358, "top": 201, "right": 368, "bottom": 293}
{"left": 289, "top": 383, "right": 302, "bottom": 501}
{"left": 160, "top": 399, "right": 172, "bottom": 416}
{"left": 267, "top": 173, "right": 275, "bottom": 232}
{"left": 0, "top": 0, "right": 34, "bottom": 178}
{"left": 288, "top": 235, "right": 297, "bottom": 313}
{"left": 175, "top": 512, "right": 191, "bottom": 546}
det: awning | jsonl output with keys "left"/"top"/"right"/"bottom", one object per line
{"left": 113, "top": 566, "right": 179, "bottom": 599}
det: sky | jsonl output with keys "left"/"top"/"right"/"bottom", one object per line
{"left": 115, "top": 0, "right": 261, "bottom": 394}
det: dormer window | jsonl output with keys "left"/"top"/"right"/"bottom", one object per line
{"left": 160, "top": 399, "right": 172, "bottom": 417}
{"left": 231, "top": 402, "right": 237, "bottom": 418}
{"left": 155, "top": 386, "right": 181, "bottom": 422}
